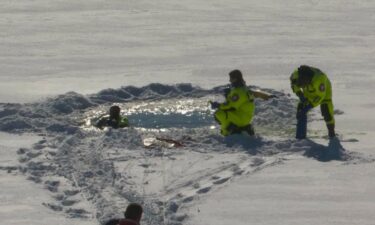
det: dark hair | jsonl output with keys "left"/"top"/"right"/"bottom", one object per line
{"left": 109, "top": 105, "right": 121, "bottom": 119}
{"left": 229, "top": 69, "right": 243, "bottom": 79}
{"left": 229, "top": 69, "right": 246, "bottom": 87}
{"left": 124, "top": 203, "right": 143, "bottom": 220}
{"left": 297, "top": 65, "right": 314, "bottom": 86}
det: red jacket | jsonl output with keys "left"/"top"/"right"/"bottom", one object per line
{"left": 118, "top": 219, "right": 140, "bottom": 225}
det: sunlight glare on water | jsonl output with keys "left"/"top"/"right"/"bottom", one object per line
{"left": 82, "top": 96, "right": 217, "bottom": 130}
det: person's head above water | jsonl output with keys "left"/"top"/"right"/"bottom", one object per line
{"left": 109, "top": 105, "right": 121, "bottom": 119}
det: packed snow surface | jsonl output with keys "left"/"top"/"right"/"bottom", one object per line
{"left": 1, "top": 0, "right": 375, "bottom": 225}
{"left": 0, "top": 84, "right": 372, "bottom": 225}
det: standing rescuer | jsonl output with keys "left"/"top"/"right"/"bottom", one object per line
{"left": 210, "top": 69, "right": 274, "bottom": 136}
{"left": 290, "top": 65, "right": 336, "bottom": 139}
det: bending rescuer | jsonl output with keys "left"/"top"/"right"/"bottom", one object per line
{"left": 290, "top": 65, "right": 336, "bottom": 139}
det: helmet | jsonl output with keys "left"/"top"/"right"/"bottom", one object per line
{"left": 109, "top": 105, "right": 121, "bottom": 119}
{"left": 297, "top": 65, "right": 314, "bottom": 86}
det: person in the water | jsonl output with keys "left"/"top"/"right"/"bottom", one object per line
{"left": 95, "top": 105, "right": 129, "bottom": 129}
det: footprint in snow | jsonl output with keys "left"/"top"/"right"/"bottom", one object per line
{"left": 65, "top": 208, "right": 90, "bottom": 218}
{"left": 61, "top": 199, "right": 79, "bottom": 206}
{"left": 17, "top": 148, "right": 28, "bottom": 155}
{"left": 250, "top": 158, "right": 265, "bottom": 167}
{"left": 197, "top": 187, "right": 211, "bottom": 194}
{"left": 182, "top": 196, "right": 194, "bottom": 203}
{"left": 43, "top": 202, "right": 63, "bottom": 212}
{"left": 44, "top": 180, "right": 60, "bottom": 192}
{"left": 212, "top": 177, "right": 230, "bottom": 185}
{"left": 64, "top": 189, "right": 80, "bottom": 196}
{"left": 26, "top": 150, "right": 42, "bottom": 159}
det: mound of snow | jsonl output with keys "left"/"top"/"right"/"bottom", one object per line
{"left": 40, "top": 92, "right": 96, "bottom": 115}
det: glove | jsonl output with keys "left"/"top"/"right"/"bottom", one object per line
{"left": 296, "top": 103, "right": 312, "bottom": 119}
{"left": 210, "top": 101, "right": 220, "bottom": 109}
{"left": 296, "top": 92, "right": 307, "bottom": 103}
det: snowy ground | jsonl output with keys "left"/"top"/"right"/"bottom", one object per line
{"left": 1, "top": 1, "right": 375, "bottom": 225}
{"left": 0, "top": 132, "right": 96, "bottom": 225}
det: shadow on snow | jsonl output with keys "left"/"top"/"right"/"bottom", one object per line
{"left": 221, "top": 134, "right": 349, "bottom": 162}
{"left": 303, "top": 138, "right": 347, "bottom": 162}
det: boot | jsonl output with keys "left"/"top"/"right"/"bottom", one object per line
{"left": 327, "top": 124, "right": 336, "bottom": 138}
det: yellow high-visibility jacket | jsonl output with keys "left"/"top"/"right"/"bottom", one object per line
{"left": 290, "top": 67, "right": 332, "bottom": 107}
{"left": 219, "top": 86, "right": 255, "bottom": 125}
